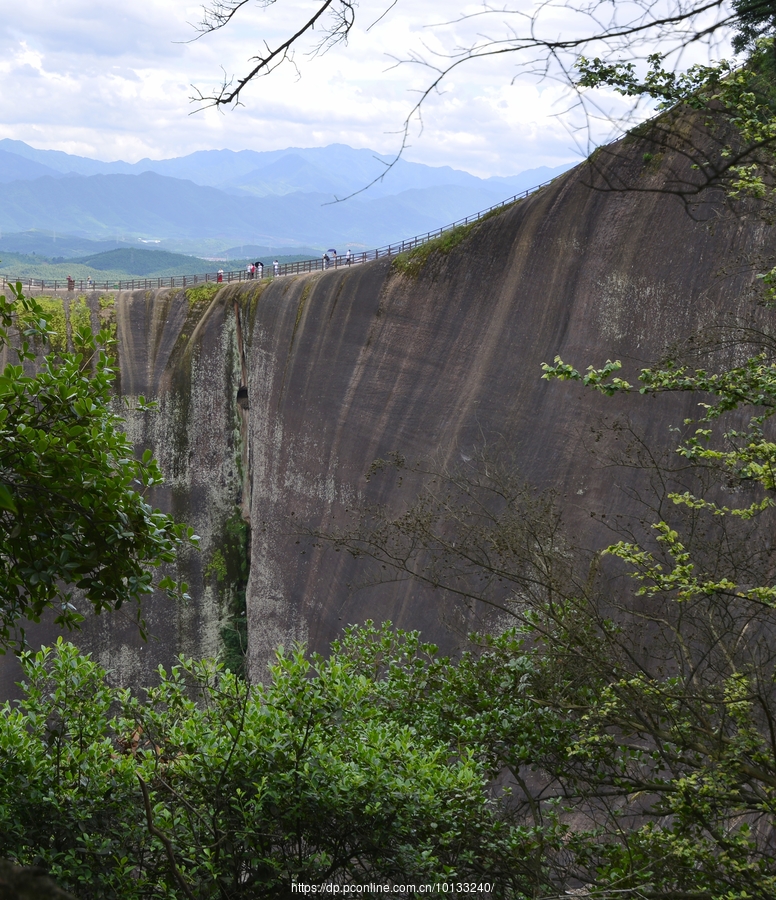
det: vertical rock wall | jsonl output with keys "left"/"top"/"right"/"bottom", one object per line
{"left": 0, "top": 284, "right": 248, "bottom": 695}
{"left": 2, "top": 128, "right": 775, "bottom": 694}
{"left": 237, "top": 143, "right": 776, "bottom": 680}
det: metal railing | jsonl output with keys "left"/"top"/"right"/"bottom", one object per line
{"left": 0, "top": 174, "right": 559, "bottom": 294}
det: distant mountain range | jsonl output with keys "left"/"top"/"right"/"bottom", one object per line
{"left": 0, "top": 140, "right": 575, "bottom": 254}
{"left": 0, "top": 246, "right": 320, "bottom": 284}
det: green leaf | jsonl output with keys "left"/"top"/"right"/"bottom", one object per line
{"left": 0, "top": 484, "right": 17, "bottom": 513}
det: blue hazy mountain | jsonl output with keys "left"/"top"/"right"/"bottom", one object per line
{"left": 0, "top": 139, "right": 574, "bottom": 250}
{"left": 0, "top": 174, "right": 515, "bottom": 247}
{"left": 0, "top": 139, "right": 571, "bottom": 197}
{"left": 0, "top": 149, "right": 65, "bottom": 183}
{"left": 216, "top": 150, "right": 569, "bottom": 201}
{"left": 0, "top": 139, "right": 137, "bottom": 176}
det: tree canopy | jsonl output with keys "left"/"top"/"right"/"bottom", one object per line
{"left": 0, "top": 632, "right": 516, "bottom": 897}
{"left": 0, "top": 282, "right": 196, "bottom": 651}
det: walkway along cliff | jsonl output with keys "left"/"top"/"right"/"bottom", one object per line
{"left": 2, "top": 123, "right": 774, "bottom": 693}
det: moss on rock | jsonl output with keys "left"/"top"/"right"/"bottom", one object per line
{"left": 185, "top": 282, "right": 220, "bottom": 305}
{"left": 204, "top": 508, "right": 250, "bottom": 677}
{"left": 391, "top": 203, "right": 517, "bottom": 280}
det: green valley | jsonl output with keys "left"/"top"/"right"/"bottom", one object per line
{"left": 0, "top": 247, "right": 319, "bottom": 283}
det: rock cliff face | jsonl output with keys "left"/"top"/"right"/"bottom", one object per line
{"left": 237, "top": 135, "right": 774, "bottom": 680}
{"left": 1, "top": 129, "right": 773, "bottom": 693}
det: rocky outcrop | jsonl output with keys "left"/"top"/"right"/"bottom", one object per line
{"left": 1, "top": 127, "right": 773, "bottom": 693}
{"left": 0, "top": 859, "right": 75, "bottom": 900}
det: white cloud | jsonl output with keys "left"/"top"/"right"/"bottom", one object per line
{"left": 0, "top": 1, "right": 735, "bottom": 177}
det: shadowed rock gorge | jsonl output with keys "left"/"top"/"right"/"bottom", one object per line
{"left": 2, "top": 123, "right": 774, "bottom": 693}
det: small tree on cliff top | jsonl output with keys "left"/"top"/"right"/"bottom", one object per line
{"left": 0, "top": 282, "right": 196, "bottom": 651}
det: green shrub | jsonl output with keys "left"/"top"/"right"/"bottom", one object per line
{"left": 0, "top": 630, "right": 519, "bottom": 897}
{"left": 184, "top": 281, "right": 220, "bottom": 305}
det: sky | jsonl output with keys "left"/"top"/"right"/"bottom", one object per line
{"left": 0, "top": 1, "right": 736, "bottom": 178}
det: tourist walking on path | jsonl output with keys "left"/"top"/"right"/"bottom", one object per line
{"left": 273, "top": 260, "right": 279, "bottom": 276}
{"left": 346, "top": 249, "right": 352, "bottom": 265}
{"left": 217, "top": 269, "right": 224, "bottom": 283}
{"left": 256, "top": 261, "right": 263, "bottom": 278}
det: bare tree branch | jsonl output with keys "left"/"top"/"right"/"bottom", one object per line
{"left": 191, "top": 0, "right": 355, "bottom": 108}
{"left": 188, "top": 0, "right": 748, "bottom": 194}
{"left": 192, "top": 0, "right": 736, "bottom": 112}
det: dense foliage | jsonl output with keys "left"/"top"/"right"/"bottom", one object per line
{"left": 0, "top": 632, "right": 528, "bottom": 898}
{"left": 4, "top": 594, "right": 776, "bottom": 898}
{"left": 0, "top": 282, "right": 195, "bottom": 649}
{"left": 733, "top": 0, "right": 776, "bottom": 53}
